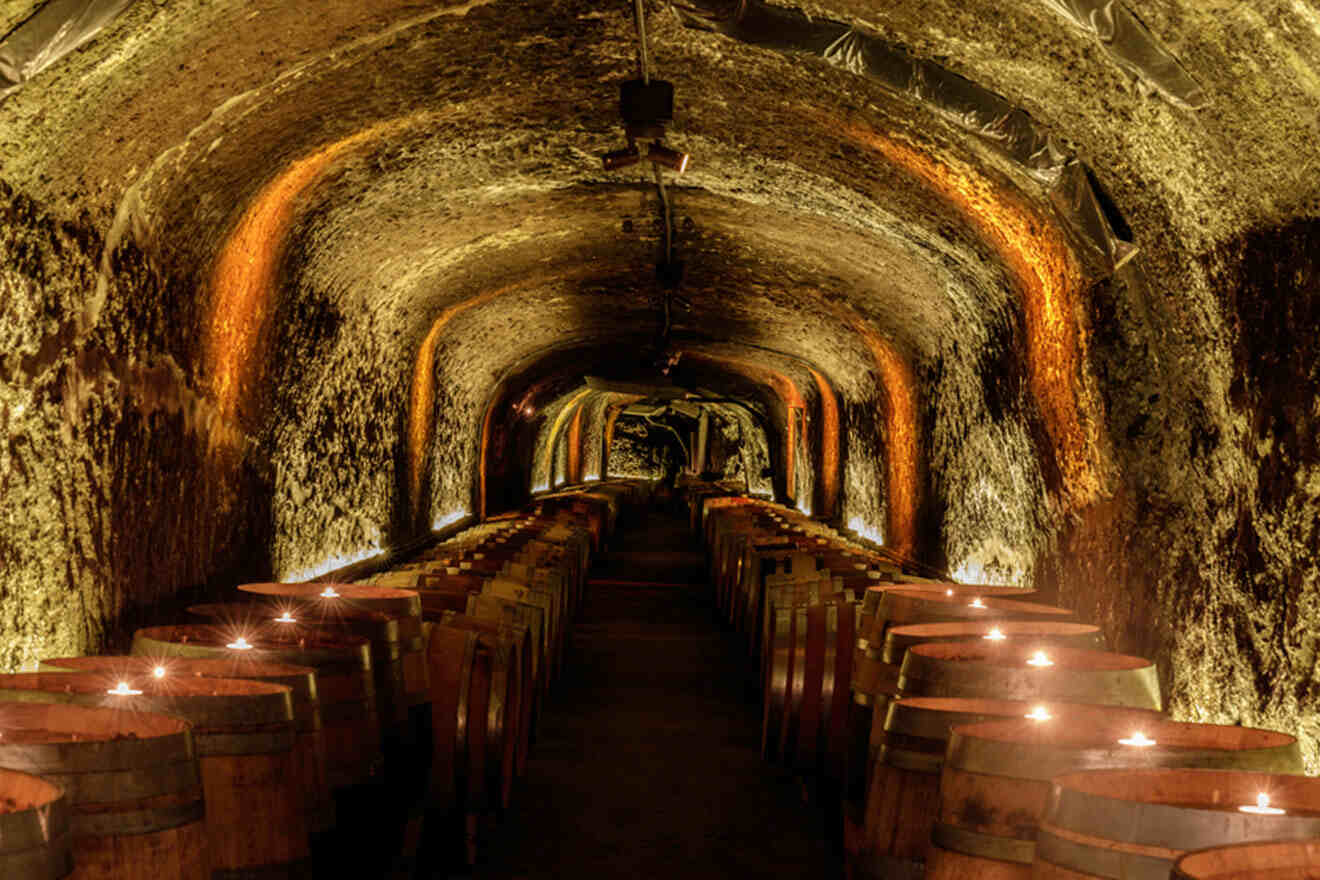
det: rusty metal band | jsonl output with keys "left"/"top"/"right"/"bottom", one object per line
{"left": 73, "top": 798, "right": 206, "bottom": 836}
{"left": 1034, "top": 830, "right": 1170, "bottom": 880}
{"left": 1049, "top": 786, "right": 1320, "bottom": 852}
{"left": 948, "top": 736, "right": 1303, "bottom": 782}
{"left": 211, "top": 856, "right": 314, "bottom": 879}
{"left": 35, "top": 758, "right": 200, "bottom": 804}
{"left": 881, "top": 745, "right": 943, "bottom": 775}
{"left": 0, "top": 830, "right": 73, "bottom": 878}
{"left": 0, "top": 729, "right": 194, "bottom": 775}
{"left": 930, "top": 822, "right": 1034, "bottom": 864}
{"left": 819, "top": 603, "right": 839, "bottom": 741}
{"left": 455, "top": 633, "right": 476, "bottom": 769}
{"left": 194, "top": 727, "right": 296, "bottom": 757}
{"left": 0, "top": 796, "right": 71, "bottom": 852}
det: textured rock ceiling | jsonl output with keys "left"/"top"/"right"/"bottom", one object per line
{"left": 1, "top": 0, "right": 1319, "bottom": 764}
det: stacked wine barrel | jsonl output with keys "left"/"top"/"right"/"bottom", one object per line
{"left": 691, "top": 488, "right": 1320, "bottom": 880}
{"left": 0, "top": 478, "right": 649, "bottom": 879}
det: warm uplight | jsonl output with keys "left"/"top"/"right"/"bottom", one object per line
{"left": 968, "top": 597, "right": 986, "bottom": 609}
{"left": 1025, "top": 706, "right": 1052, "bottom": 721}
{"left": 152, "top": 666, "right": 167, "bottom": 679}
{"left": 108, "top": 682, "right": 142, "bottom": 696}
{"left": 984, "top": 627, "right": 1006, "bottom": 641}
{"left": 319, "top": 586, "right": 340, "bottom": 598}
{"left": 1118, "top": 731, "right": 1157, "bottom": 747}
{"left": 1026, "top": 650, "right": 1054, "bottom": 667}
{"left": 275, "top": 611, "right": 297, "bottom": 623}
{"left": 226, "top": 637, "right": 254, "bottom": 651}
{"left": 1238, "top": 792, "right": 1285, "bottom": 815}
{"left": 945, "top": 589, "right": 954, "bottom": 597}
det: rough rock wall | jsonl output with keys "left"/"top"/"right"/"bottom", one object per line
{"left": 0, "top": 186, "right": 272, "bottom": 670}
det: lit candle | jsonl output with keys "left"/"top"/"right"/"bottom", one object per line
{"left": 1025, "top": 706, "right": 1052, "bottom": 721}
{"left": 226, "top": 636, "right": 254, "bottom": 651}
{"left": 1239, "top": 793, "right": 1285, "bottom": 815}
{"left": 983, "top": 627, "right": 1007, "bottom": 641}
{"left": 969, "top": 597, "right": 986, "bottom": 609}
{"left": 319, "top": 586, "right": 340, "bottom": 598}
{"left": 1026, "top": 650, "right": 1054, "bottom": 667}
{"left": 107, "top": 681, "right": 142, "bottom": 696}
{"left": 152, "top": 666, "right": 166, "bottom": 679}
{"left": 274, "top": 611, "right": 297, "bottom": 623}
{"left": 1118, "top": 731, "right": 1157, "bottom": 747}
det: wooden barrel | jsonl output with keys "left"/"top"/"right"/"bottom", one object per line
{"left": 133, "top": 620, "right": 380, "bottom": 792}
{"left": 845, "top": 584, "right": 1039, "bottom": 815}
{"left": 0, "top": 672, "right": 306, "bottom": 879}
{"left": 928, "top": 713, "right": 1297, "bottom": 879}
{"left": 236, "top": 583, "right": 428, "bottom": 722}
{"left": 857, "top": 697, "right": 1056, "bottom": 880}
{"left": 426, "top": 616, "right": 499, "bottom": 868}
{"left": 0, "top": 702, "right": 206, "bottom": 880}
{"left": 425, "top": 613, "right": 526, "bottom": 810}
{"left": 897, "top": 642, "right": 1162, "bottom": 709}
{"left": 1035, "top": 768, "right": 1320, "bottom": 879}
{"left": 44, "top": 653, "right": 332, "bottom": 838}
{"left": 0, "top": 766, "right": 73, "bottom": 879}
{"left": 1173, "top": 839, "right": 1320, "bottom": 879}
{"left": 461, "top": 595, "right": 538, "bottom": 776}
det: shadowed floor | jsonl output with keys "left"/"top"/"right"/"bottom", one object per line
{"left": 471, "top": 505, "right": 839, "bottom": 878}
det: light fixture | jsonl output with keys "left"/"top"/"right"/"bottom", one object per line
{"left": 968, "top": 597, "right": 986, "bottom": 609}
{"left": 108, "top": 681, "right": 142, "bottom": 696}
{"left": 1025, "top": 706, "right": 1052, "bottom": 721}
{"left": 275, "top": 611, "right": 297, "bottom": 624}
{"left": 983, "top": 627, "right": 1006, "bottom": 641}
{"left": 226, "top": 636, "right": 254, "bottom": 651}
{"left": 601, "top": 143, "right": 641, "bottom": 170}
{"left": 152, "top": 666, "right": 167, "bottom": 679}
{"left": 319, "top": 586, "right": 340, "bottom": 598}
{"left": 647, "top": 141, "right": 689, "bottom": 173}
{"left": 1026, "top": 650, "right": 1054, "bottom": 667}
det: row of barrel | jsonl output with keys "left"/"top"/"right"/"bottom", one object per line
{"left": 691, "top": 488, "right": 1320, "bottom": 880}
{"left": 0, "top": 479, "right": 650, "bottom": 879}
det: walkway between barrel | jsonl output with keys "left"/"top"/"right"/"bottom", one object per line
{"left": 472, "top": 504, "right": 840, "bottom": 878}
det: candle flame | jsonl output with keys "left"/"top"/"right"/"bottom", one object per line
{"left": 969, "top": 597, "right": 986, "bottom": 609}
{"left": 1238, "top": 792, "right": 1286, "bottom": 815}
{"left": 1025, "top": 706, "right": 1052, "bottom": 721}
{"left": 1026, "top": 650, "right": 1054, "bottom": 667}
{"left": 1118, "top": 731, "right": 1157, "bottom": 747}
{"left": 226, "top": 636, "right": 254, "bottom": 651}
{"left": 319, "top": 586, "right": 340, "bottom": 598}
{"left": 152, "top": 666, "right": 166, "bottom": 678}
{"left": 275, "top": 611, "right": 297, "bottom": 623}
{"left": 984, "top": 627, "right": 1006, "bottom": 641}
{"left": 108, "top": 682, "right": 142, "bottom": 696}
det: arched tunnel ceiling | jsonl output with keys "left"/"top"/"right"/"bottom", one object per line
{"left": 3, "top": 0, "right": 1320, "bottom": 766}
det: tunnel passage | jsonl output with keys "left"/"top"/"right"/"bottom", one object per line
{"left": 1, "top": 0, "right": 1319, "bottom": 778}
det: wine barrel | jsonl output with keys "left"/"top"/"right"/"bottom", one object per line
{"left": 0, "top": 672, "right": 306, "bottom": 878}
{"left": 0, "top": 702, "right": 206, "bottom": 880}
{"left": 133, "top": 621, "right": 380, "bottom": 791}
{"left": 43, "top": 653, "right": 332, "bottom": 838}
{"left": 236, "top": 583, "right": 428, "bottom": 724}
{"left": 845, "top": 584, "right": 1039, "bottom": 815}
{"left": 0, "top": 767, "right": 73, "bottom": 879}
{"left": 857, "top": 697, "right": 1064, "bottom": 880}
{"left": 423, "top": 613, "right": 524, "bottom": 811}
{"left": 897, "top": 642, "right": 1161, "bottom": 709}
{"left": 927, "top": 714, "right": 1300, "bottom": 879}
{"left": 461, "top": 595, "right": 538, "bottom": 776}
{"left": 1173, "top": 839, "right": 1320, "bottom": 880}
{"left": 426, "top": 616, "right": 500, "bottom": 869}
{"left": 1035, "top": 768, "right": 1320, "bottom": 879}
